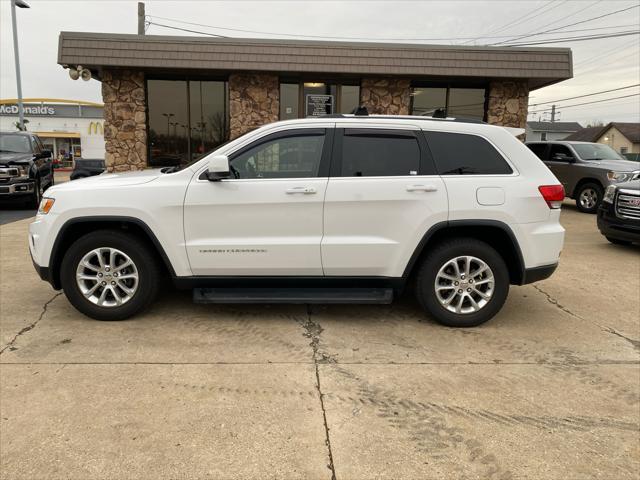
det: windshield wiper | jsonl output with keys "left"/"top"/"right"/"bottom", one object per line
{"left": 442, "top": 166, "right": 479, "bottom": 175}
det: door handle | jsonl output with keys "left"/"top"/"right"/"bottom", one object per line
{"left": 406, "top": 184, "right": 438, "bottom": 192}
{"left": 285, "top": 186, "right": 317, "bottom": 194}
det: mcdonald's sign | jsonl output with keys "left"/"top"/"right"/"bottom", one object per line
{"left": 88, "top": 121, "right": 103, "bottom": 135}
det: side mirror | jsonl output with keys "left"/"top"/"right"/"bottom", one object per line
{"left": 206, "top": 155, "right": 230, "bottom": 181}
{"left": 552, "top": 153, "right": 573, "bottom": 162}
{"left": 38, "top": 150, "right": 52, "bottom": 160}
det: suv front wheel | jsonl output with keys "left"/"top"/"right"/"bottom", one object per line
{"left": 575, "top": 182, "right": 603, "bottom": 214}
{"left": 60, "top": 230, "right": 160, "bottom": 320}
{"left": 415, "top": 238, "right": 509, "bottom": 327}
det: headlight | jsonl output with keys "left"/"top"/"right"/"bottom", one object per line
{"left": 603, "top": 185, "right": 616, "bottom": 204}
{"left": 38, "top": 197, "right": 55, "bottom": 215}
{"left": 607, "top": 170, "right": 633, "bottom": 183}
{"left": 16, "top": 165, "right": 29, "bottom": 179}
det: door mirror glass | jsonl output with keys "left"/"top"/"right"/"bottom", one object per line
{"left": 206, "top": 155, "right": 230, "bottom": 181}
{"left": 38, "top": 150, "right": 52, "bottom": 160}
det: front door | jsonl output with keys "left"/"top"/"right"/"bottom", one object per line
{"left": 545, "top": 144, "right": 575, "bottom": 193}
{"left": 184, "top": 127, "right": 333, "bottom": 276}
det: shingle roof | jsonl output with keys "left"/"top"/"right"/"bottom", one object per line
{"left": 564, "top": 122, "right": 640, "bottom": 143}
{"left": 527, "top": 121, "right": 582, "bottom": 132}
{"left": 564, "top": 126, "right": 602, "bottom": 141}
{"left": 57, "top": 32, "right": 573, "bottom": 90}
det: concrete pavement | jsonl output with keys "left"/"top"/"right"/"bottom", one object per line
{"left": 0, "top": 202, "right": 638, "bottom": 479}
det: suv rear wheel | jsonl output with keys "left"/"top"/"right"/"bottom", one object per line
{"left": 575, "top": 182, "right": 603, "bottom": 214}
{"left": 60, "top": 230, "right": 160, "bottom": 320}
{"left": 415, "top": 238, "right": 509, "bottom": 327}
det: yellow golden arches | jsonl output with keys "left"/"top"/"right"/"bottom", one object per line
{"left": 88, "top": 121, "right": 104, "bottom": 135}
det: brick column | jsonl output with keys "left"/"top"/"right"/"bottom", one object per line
{"left": 486, "top": 80, "right": 529, "bottom": 129}
{"left": 360, "top": 78, "right": 411, "bottom": 115}
{"left": 229, "top": 73, "right": 279, "bottom": 139}
{"left": 102, "top": 69, "right": 147, "bottom": 172}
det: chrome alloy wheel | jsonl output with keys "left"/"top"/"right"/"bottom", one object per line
{"left": 434, "top": 256, "right": 495, "bottom": 314}
{"left": 579, "top": 188, "right": 598, "bottom": 209}
{"left": 75, "top": 247, "right": 139, "bottom": 307}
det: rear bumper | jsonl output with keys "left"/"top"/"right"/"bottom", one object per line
{"left": 521, "top": 263, "right": 558, "bottom": 284}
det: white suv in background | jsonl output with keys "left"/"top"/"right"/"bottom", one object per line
{"left": 30, "top": 114, "right": 565, "bottom": 327}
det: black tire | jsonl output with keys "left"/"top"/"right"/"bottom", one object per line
{"left": 606, "top": 236, "right": 632, "bottom": 246}
{"left": 575, "top": 182, "right": 603, "bottom": 214}
{"left": 27, "top": 177, "right": 42, "bottom": 210}
{"left": 415, "top": 238, "right": 510, "bottom": 327}
{"left": 60, "top": 230, "right": 160, "bottom": 320}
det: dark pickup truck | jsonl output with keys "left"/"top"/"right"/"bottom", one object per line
{"left": 0, "top": 131, "right": 54, "bottom": 208}
{"left": 598, "top": 180, "right": 640, "bottom": 246}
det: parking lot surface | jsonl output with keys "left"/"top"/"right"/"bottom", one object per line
{"left": 0, "top": 203, "right": 638, "bottom": 479}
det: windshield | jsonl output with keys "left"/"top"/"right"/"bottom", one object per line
{"left": 572, "top": 143, "right": 625, "bottom": 161}
{"left": 0, "top": 134, "right": 31, "bottom": 154}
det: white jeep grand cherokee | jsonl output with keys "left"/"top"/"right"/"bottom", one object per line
{"left": 30, "top": 114, "right": 565, "bottom": 327}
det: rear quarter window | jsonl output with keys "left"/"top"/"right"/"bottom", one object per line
{"left": 424, "top": 131, "right": 513, "bottom": 175}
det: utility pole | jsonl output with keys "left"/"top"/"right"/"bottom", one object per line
{"left": 10, "top": 0, "right": 30, "bottom": 131}
{"left": 550, "top": 104, "right": 556, "bottom": 123}
{"left": 138, "top": 2, "right": 145, "bottom": 35}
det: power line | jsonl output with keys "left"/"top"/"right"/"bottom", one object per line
{"left": 491, "top": 4, "right": 640, "bottom": 46}
{"left": 146, "top": 21, "right": 228, "bottom": 38}
{"left": 574, "top": 36, "right": 640, "bottom": 68}
{"left": 460, "top": 0, "right": 560, "bottom": 45}
{"left": 530, "top": 93, "right": 640, "bottom": 112}
{"left": 501, "top": 30, "right": 640, "bottom": 47}
{"left": 529, "top": 84, "right": 640, "bottom": 106}
{"left": 147, "top": 14, "right": 637, "bottom": 43}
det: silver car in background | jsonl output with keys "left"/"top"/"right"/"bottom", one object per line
{"left": 526, "top": 141, "right": 640, "bottom": 213}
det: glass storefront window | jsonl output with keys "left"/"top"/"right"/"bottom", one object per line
{"left": 340, "top": 85, "right": 360, "bottom": 114}
{"left": 448, "top": 88, "right": 486, "bottom": 120}
{"left": 410, "top": 86, "right": 486, "bottom": 120}
{"left": 280, "top": 84, "right": 299, "bottom": 120}
{"left": 147, "top": 79, "right": 227, "bottom": 167}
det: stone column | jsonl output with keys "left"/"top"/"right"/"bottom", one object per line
{"left": 102, "top": 69, "right": 147, "bottom": 172}
{"left": 486, "top": 80, "right": 529, "bottom": 129}
{"left": 360, "top": 78, "right": 411, "bottom": 115}
{"left": 229, "top": 73, "right": 279, "bottom": 139}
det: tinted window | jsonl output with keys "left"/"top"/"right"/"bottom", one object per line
{"left": 548, "top": 144, "right": 574, "bottom": 162}
{"left": 341, "top": 130, "right": 420, "bottom": 177}
{"left": 527, "top": 143, "right": 547, "bottom": 160}
{"left": 231, "top": 132, "right": 325, "bottom": 179}
{"left": 424, "top": 131, "right": 512, "bottom": 175}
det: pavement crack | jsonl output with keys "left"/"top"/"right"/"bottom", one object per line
{"left": 531, "top": 285, "right": 584, "bottom": 320}
{"left": 0, "top": 292, "right": 62, "bottom": 355}
{"left": 604, "top": 327, "right": 640, "bottom": 352}
{"left": 299, "top": 306, "right": 337, "bottom": 480}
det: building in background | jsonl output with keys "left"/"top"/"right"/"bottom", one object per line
{"left": 57, "top": 32, "right": 573, "bottom": 172}
{"left": 564, "top": 122, "right": 640, "bottom": 159}
{"left": 0, "top": 98, "right": 105, "bottom": 166}
{"left": 525, "top": 121, "right": 582, "bottom": 141}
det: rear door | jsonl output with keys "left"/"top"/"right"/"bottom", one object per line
{"left": 321, "top": 125, "right": 448, "bottom": 277}
{"left": 184, "top": 127, "right": 333, "bottom": 276}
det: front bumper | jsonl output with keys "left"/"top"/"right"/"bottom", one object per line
{"left": 0, "top": 179, "right": 35, "bottom": 197}
{"left": 597, "top": 203, "right": 640, "bottom": 243}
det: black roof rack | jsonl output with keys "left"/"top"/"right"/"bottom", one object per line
{"left": 317, "top": 114, "right": 486, "bottom": 124}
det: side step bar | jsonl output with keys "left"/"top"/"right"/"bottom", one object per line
{"left": 193, "top": 287, "right": 394, "bottom": 304}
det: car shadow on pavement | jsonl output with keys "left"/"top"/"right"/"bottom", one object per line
{"left": 0, "top": 203, "right": 35, "bottom": 226}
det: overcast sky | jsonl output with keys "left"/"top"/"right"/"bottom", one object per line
{"left": 1, "top": 0, "right": 638, "bottom": 125}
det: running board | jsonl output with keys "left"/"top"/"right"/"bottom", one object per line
{"left": 193, "top": 287, "right": 394, "bottom": 304}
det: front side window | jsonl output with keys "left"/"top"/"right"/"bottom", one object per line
{"left": 231, "top": 132, "right": 325, "bottom": 179}
{"left": 341, "top": 130, "right": 420, "bottom": 177}
{"left": 424, "top": 131, "right": 512, "bottom": 175}
{"left": 548, "top": 144, "right": 574, "bottom": 162}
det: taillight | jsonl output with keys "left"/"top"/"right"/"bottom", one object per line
{"left": 538, "top": 185, "right": 565, "bottom": 209}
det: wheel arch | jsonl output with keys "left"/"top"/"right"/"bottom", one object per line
{"left": 403, "top": 220, "right": 526, "bottom": 286}
{"left": 48, "top": 216, "right": 176, "bottom": 289}
{"left": 572, "top": 177, "right": 603, "bottom": 199}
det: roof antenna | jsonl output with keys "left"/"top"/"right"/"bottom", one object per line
{"left": 353, "top": 106, "right": 369, "bottom": 116}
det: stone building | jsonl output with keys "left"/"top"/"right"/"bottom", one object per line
{"left": 57, "top": 32, "right": 572, "bottom": 172}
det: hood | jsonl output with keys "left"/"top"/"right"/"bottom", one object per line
{"left": 616, "top": 179, "right": 640, "bottom": 191}
{"left": 584, "top": 159, "right": 640, "bottom": 172}
{"left": 0, "top": 152, "right": 32, "bottom": 164}
{"left": 49, "top": 168, "right": 163, "bottom": 193}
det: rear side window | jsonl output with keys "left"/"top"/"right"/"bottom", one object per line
{"left": 527, "top": 143, "right": 547, "bottom": 160}
{"left": 340, "top": 129, "right": 420, "bottom": 177}
{"left": 424, "top": 131, "right": 513, "bottom": 175}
